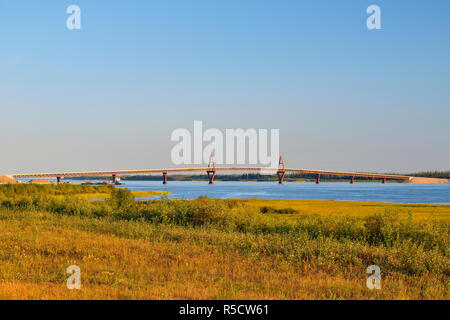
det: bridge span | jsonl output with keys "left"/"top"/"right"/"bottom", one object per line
{"left": 9, "top": 154, "right": 448, "bottom": 185}
{"left": 10, "top": 164, "right": 413, "bottom": 185}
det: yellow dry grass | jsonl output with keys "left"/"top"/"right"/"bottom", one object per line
{"left": 53, "top": 190, "right": 171, "bottom": 200}
{"left": 0, "top": 197, "right": 448, "bottom": 300}
{"left": 244, "top": 199, "right": 450, "bottom": 222}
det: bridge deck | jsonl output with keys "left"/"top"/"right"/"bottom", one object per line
{"left": 10, "top": 167, "right": 411, "bottom": 180}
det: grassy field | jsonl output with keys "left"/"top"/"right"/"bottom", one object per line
{"left": 0, "top": 184, "right": 448, "bottom": 299}
{"left": 67, "top": 189, "right": 171, "bottom": 200}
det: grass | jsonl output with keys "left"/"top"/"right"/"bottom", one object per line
{"left": 0, "top": 184, "right": 448, "bottom": 300}
{"left": 0, "top": 184, "right": 170, "bottom": 201}
{"left": 244, "top": 199, "right": 450, "bottom": 222}
{"left": 75, "top": 190, "right": 171, "bottom": 200}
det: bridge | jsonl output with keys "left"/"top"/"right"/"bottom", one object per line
{"left": 10, "top": 156, "right": 417, "bottom": 185}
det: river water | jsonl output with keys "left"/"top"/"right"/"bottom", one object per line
{"left": 82, "top": 180, "right": 450, "bottom": 204}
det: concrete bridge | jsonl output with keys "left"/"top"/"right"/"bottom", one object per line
{"left": 9, "top": 156, "right": 431, "bottom": 185}
{"left": 11, "top": 167, "right": 414, "bottom": 184}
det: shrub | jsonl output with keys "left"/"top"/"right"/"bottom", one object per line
{"left": 260, "top": 206, "right": 297, "bottom": 214}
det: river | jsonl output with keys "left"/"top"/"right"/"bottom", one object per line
{"left": 81, "top": 180, "right": 450, "bottom": 204}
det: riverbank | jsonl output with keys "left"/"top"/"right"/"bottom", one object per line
{"left": 408, "top": 177, "right": 450, "bottom": 184}
{"left": 0, "top": 185, "right": 448, "bottom": 299}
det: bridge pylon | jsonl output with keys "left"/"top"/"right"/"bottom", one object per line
{"left": 163, "top": 172, "right": 168, "bottom": 185}
{"left": 277, "top": 155, "right": 286, "bottom": 184}
{"left": 207, "top": 152, "right": 216, "bottom": 184}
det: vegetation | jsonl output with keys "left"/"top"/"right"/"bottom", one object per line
{"left": 0, "top": 185, "right": 448, "bottom": 299}
{"left": 408, "top": 171, "right": 450, "bottom": 179}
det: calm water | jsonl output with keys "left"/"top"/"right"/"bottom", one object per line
{"left": 75, "top": 180, "right": 450, "bottom": 204}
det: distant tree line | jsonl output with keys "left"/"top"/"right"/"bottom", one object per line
{"left": 407, "top": 171, "right": 450, "bottom": 179}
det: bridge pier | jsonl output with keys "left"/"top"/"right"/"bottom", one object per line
{"left": 163, "top": 172, "right": 168, "bottom": 185}
{"left": 277, "top": 155, "right": 286, "bottom": 184}
{"left": 207, "top": 170, "right": 216, "bottom": 185}
{"left": 112, "top": 174, "right": 117, "bottom": 184}
{"left": 382, "top": 177, "right": 386, "bottom": 184}
{"left": 56, "top": 176, "right": 62, "bottom": 184}
{"left": 277, "top": 170, "right": 286, "bottom": 184}
{"left": 316, "top": 174, "right": 321, "bottom": 184}
{"left": 350, "top": 176, "right": 355, "bottom": 184}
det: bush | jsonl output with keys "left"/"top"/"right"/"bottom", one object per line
{"left": 260, "top": 206, "right": 297, "bottom": 214}
{"left": 107, "top": 188, "right": 135, "bottom": 209}
{"left": 0, "top": 184, "right": 447, "bottom": 257}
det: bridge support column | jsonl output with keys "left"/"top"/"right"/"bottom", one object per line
{"left": 112, "top": 174, "right": 117, "bottom": 184}
{"left": 316, "top": 174, "right": 321, "bottom": 184}
{"left": 277, "top": 170, "right": 286, "bottom": 184}
{"left": 207, "top": 170, "right": 216, "bottom": 185}
{"left": 56, "top": 177, "right": 62, "bottom": 184}
{"left": 163, "top": 172, "right": 168, "bottom": 185}
{"left": 350, "top": 176, "right": 355, "bottom": 184}
{"left": 382, "top": 178, "right": 386, "bottom": 184}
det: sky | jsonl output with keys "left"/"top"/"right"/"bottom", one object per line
{"left": 0, "top": 0, "right": 449, "bottom": 174}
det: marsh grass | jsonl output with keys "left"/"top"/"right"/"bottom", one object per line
{"left": 0, "top": 185, "right": 448, "bottom": 299}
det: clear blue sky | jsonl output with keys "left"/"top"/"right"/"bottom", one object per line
{"left": 1, "top": 0, "right": 449, "bottom": 174}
